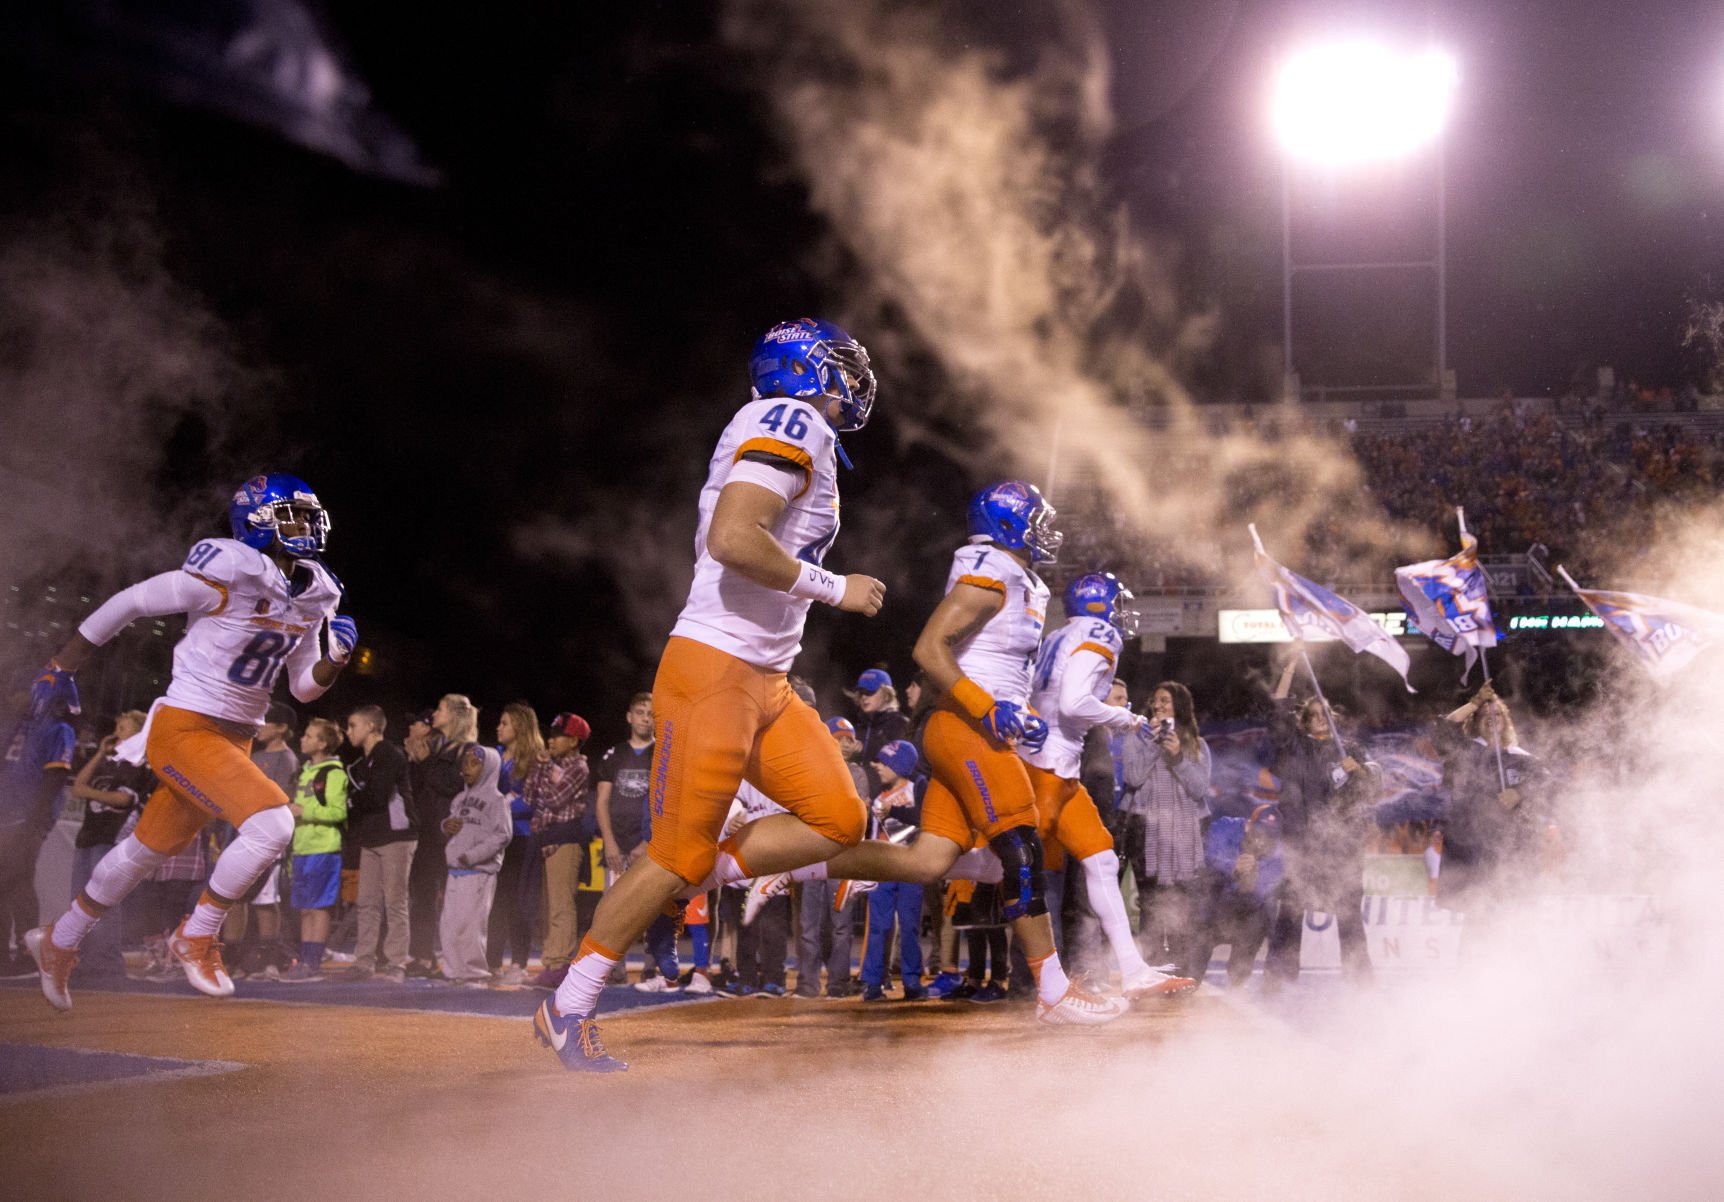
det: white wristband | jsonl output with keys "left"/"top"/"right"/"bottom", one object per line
{"left": 787, "top": 559, "right": 847, "bottom": 606}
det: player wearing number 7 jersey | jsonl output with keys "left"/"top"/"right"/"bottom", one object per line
{"left": 537, "top": 318, "right": 885, "bottom": 1071}
{"left": 26, "top": 473, "right": 358, "bottom": 1011}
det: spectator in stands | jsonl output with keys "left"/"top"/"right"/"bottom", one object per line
{"left": 594, "top": 692, "right": 656, "bottom": 984}
{"left": 1187, "top": 805, "right": 1283, "bottom": 988}
{"left": 859, "top": 740, "right": 926, "bottom": 1001}
{"left": 281, "top": 718, "right": 349, "bottom": 982}
{"left": 64, "top": 710, "right": 151, "bottom": 982}
{"left": 525, "top": 711, "right": 592, "bottom": 990}
{"left": 405, "top": 695, "right": 473, "bottom": 978}
{"left": 1117, "top": 681, "right": 1211, "bottom": 977}
{"left": 343, "top": 705, "right": 417, "bottom": 983}
{"left": 440, "top": 745, "right": 514, "bottom": 985}
{"left": 1431, "top": 682, "right": 1546, "bottom": 951}
{"left": 490, "top": 701, "right": 544, "bottom": 984}
{"left": 849, "top": 669, "right": 910, "bottom": 796}
{"left": 795, "top": 717, "right": 867, "bottom": 999}
{"left": 1265, "top": 661, "right": 1359, "bottom": 989}
{"left": 0, "top": 670, "right": 77, "bottom": 973}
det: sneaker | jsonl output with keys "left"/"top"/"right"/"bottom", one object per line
{"left": 945, "top": 979, "right": 979, "bottom": 1001}
{"left": 342, "top": 965, "right": 376, "bottom": 982}
{"left": 405, "top": 959, "right": 438, "bottom": 979}
{"left": 757, "top": 982, "right": 787, "bottom": 998}
{"left": 499, "top": 964, "right": 529, "bottom": 987}
{"left": 924, "top": 970, "right": 965, "bottom": 998}
{"left": 258, "top": 963, "right": 282, "bottom": 982}
{"left": 824, "top": 980, "right": 857, "bottom": 1000}
{"left": 683, "top": 970, "right": 714, "bottom": 995}
{"left": 742, "top": 873, "right": 789, "bottom": 926}
{"left": 378, "top": 966, "right": 407, "bottom": 984}
{"left": 167, "top": 922, "right": 236, "bottom": 998}
{"left": 534, "top": 1000, "right": 628, "bottom": 1073}
{"left": 901, "top": 983, "right": 928, "bottom": 1001}
{"left": 1121, "top": 965, "right": 1198, "bottom": 999}
{"left": 633, "top": 973, "right": 681, "bottom": 994}
{"left": 732, "top": 983, "right": 757, "bottom": 997}
{"left": 860, "top": 983, "right": 887, "bottom": 1002}
{"left": 25, "top": 926, "right": 77, "bottom": 1011}
{"left": 279, "top": 962, "right": 325, "bottom": 984}
{"left": 1036, "top": 981, "right": 1130, "bottom": 1026}
{"left": 968, "top": 981, "right": 1007, "bottom": 1005}
{"left": 530, "top": 965, "right": 569, "bottom": 991}
{"left": 833, "top": 878, "right": 877, "bottom": 911}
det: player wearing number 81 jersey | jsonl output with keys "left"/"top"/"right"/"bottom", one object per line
{"left": 26, "top": 473, "right": 359, "bottom": 1012}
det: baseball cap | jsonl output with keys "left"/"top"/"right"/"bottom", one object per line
{"left": 873, "top": 739, "right": 918, "bottom": 779}
{"left": 825, "top": 716, "right": 857, "bottom": 739}
{"left": 409, "top": 708, "right": 435, "bottom": 727}
{"left": 548, "top": 712, "right": 591, "bottom": 742}
{"left": 853, "top": 669, "right": 892, "bottom": 694}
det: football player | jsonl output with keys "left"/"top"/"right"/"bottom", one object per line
{"left": 536, "top": 318, "right": 884, "bottom": 1071}
{"left": 1021, "top": 572, "right": 1195, "bottom": 997}
{"left": 26, "top": 474, "right": 357, "bottom": 1010}
{"left": 785, "top": 482, "right": 1127, "bottom": 1025}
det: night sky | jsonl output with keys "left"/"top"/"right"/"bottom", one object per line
{"left": 3, "top": 1, "right": 1721, "bottom": 736}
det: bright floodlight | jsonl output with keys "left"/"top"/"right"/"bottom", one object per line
{"left": 1272, "top": 41, "right": 1458, "bottom": 164}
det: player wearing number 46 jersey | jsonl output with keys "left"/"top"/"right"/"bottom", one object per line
{"left": 26, "top": 474, "right": 359, "bottom": 1012}
{"left": 537, "top": 318, "right": 885, "bottom": 1072}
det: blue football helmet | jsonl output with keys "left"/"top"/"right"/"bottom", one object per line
{"left": 27, "top": 666, "right": 80, "bottom": 721}
{"left": 966, "top": 481, "right": 1063, "bottom": 564}
{"left": 229, "top": 473, "right": 331, "bottom": 559}
{"left": 748, "top": 318, "right": 877, "bottom": 432}
{"left": 1064, "top": 572, "right": 1139, "bottom": 637}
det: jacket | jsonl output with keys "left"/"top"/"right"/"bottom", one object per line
{"left": 445, "top": 746, "right": 513, "bottom": 873}
{"left": 292, "top": 758, "right": 349, "bottom": 856}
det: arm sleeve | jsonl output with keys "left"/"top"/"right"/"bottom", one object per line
{"left": 1057, "top": 650, "right": 1140, "bottom": 733}
{"left": 79, "top": 571, "right": 224, "bottom": 645}
{"left": 284, "top": 618, "right": 331, "bottom": 703}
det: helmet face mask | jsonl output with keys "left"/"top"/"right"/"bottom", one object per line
{"left": 231, "top": 474, "right": 331, "bottom": 559}
{"left": 749, "top": 318, "right": 877, "bottom": 432}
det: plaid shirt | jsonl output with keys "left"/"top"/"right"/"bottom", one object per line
{"left": 524, "top": 751, "right": 590, "bottom": 833}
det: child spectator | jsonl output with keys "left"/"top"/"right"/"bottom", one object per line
{"left": 281, "top": 719, "right": 349, "bottom": 983}
{"left": 440, "top": 746, "right": 513, "bottom": 985}
{"left": 859, "top": 741, "right": 926, "bottom": 1001}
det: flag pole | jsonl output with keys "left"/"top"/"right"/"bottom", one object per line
{"left": 1251, "top": 523, "right": 1348, "bottom": 760}
{"left": 1458, "top": 506, "right": 1509, "bottom": 789}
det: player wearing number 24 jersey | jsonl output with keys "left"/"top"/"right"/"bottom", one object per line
{"left": 27, "top": 474, "right": 359, "bottom": 1013}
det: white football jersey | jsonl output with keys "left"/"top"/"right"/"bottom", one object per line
{"left": 1021, "top": 616, "right": 1136, "bottom": 779}
{"left": 945, "top": 542, "right": 1049, "bottom": 707}
{"left": 670, "top": 396, "right": 840, "bottom": 672}
{"left": 165, "top": 538, "right": 342, "bottom": 726}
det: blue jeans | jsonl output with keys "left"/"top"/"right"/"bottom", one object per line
{"left": 70, "top": 843, "right": 126, "bottom": 980}
{"left": 861, "top": 881, "right": 924, "bottom": 987}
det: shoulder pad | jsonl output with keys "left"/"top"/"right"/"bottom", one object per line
{"left": 180, "top": 537, "right": 266, "bottom": 587}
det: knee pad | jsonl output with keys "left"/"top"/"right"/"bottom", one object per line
{"left": 240, "top": 805, "right": 296, "bottom": 854}
{"left": 987, "top": 826, "right": 1047, "bottom": 921}
{"left": 85, "top": 835, "right": 169, "bottom": 908}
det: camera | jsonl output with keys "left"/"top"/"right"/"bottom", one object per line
{"left": 1153, "top": 717, "right": 1175, "bottom": 740}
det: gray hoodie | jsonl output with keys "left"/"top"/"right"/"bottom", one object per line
{"left": 444, "top": 746, "right": 512, "bottom": 873}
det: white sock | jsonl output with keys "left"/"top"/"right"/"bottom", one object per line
{"left": 947, "top": 848, "right": 1003, "bottom": 884}
{"left": 182, "top": 807, "right": 294, "bottom": 938}
{"left": 1030, "top": 948, "right": 1070, "bottom": 1005}
{"left": 788, "top": 861, "right": 828, "bottom": 884}
{"left": 684, "top": 847, "right": 748, "bottom": 896}
{"left": 1082, "top": 850, "right": 1150, "bottom": 978}
{"left": 50, "top": 897, "right": 103, "bottom": 950}
{"left": 181, "top": 893, "right": 231, "bottom": 939}
{"left": 554, "top": 938, "right": 620, "bottom": 1018}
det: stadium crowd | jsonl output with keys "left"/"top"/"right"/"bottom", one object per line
{"left": 0, "top": 644, "right": 1560, "bottom": 1000}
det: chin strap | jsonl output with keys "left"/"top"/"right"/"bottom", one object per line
{"left": 835, "top": 438, "right": 855, "bottom": 471}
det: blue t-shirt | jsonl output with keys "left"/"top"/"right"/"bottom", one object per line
{"left": 0, "top": 717, "right": 76, "bottom": 827}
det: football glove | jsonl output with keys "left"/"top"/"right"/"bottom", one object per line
{"left": 327, "top": 614, "right": 359, "bottom": 665}
{"left": 981, "top": 699, "right": 1030, "bottom": 745}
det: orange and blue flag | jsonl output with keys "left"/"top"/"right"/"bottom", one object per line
{"left": 1250, "top": 527, "right": 1413, "bottom": 689}
{"left": 1559, "top": 567, "right": 1723, "bottom": 680}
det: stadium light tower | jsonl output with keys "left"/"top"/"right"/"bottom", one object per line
{"left": 1272, "top": 40, "right": 1459, "bottom": 397}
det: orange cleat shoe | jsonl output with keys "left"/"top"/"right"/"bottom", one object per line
{"left": 168, "top": 922, "right": 236, "bottom": 998}
{"left": 24, "top": 925, "right": 77, "bottom": 1012}
{"left": 1036, "top": 981, "right": 1129, "bottom": 1026}
{"left": 1121, "top": 966, "right": 1199, "bottom": 999}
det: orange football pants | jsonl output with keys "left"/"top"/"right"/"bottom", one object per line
{"left": 645, "top": 637, "right": 866, "bottom": 883}
{"left": 1025, "top": 763, "right": 1115, "bottom": 872}
{"left": 917, "top": 705, "right": 1038, "bottom": 848}
{"left": 134, "top": 705, "right": 291, "bottom": 855}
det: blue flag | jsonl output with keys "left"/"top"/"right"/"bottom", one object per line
{"left": 1251, "top": 528, "right": 1414, "bottom": 689}
{"left": 1395, "top": 532, "right": 1498, "bottom": 682}
{"left": 1560, "top": 568, "right": 1724, "bottom": 680}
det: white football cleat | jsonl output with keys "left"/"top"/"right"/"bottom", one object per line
{"left": 1121, "top": 966, "right": 1198, "bottom": 998}
{"left": 167, "top": 921, "right": 236, "bottom": 998}
{"left": 1036, "top": 981, "right": 1129, "bottom": 1026}
{"left": 833, "top": 878, "right": 878, "bottom": 911}
{"left": 742, "top": 873, "right": 789, "bottom": 926}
